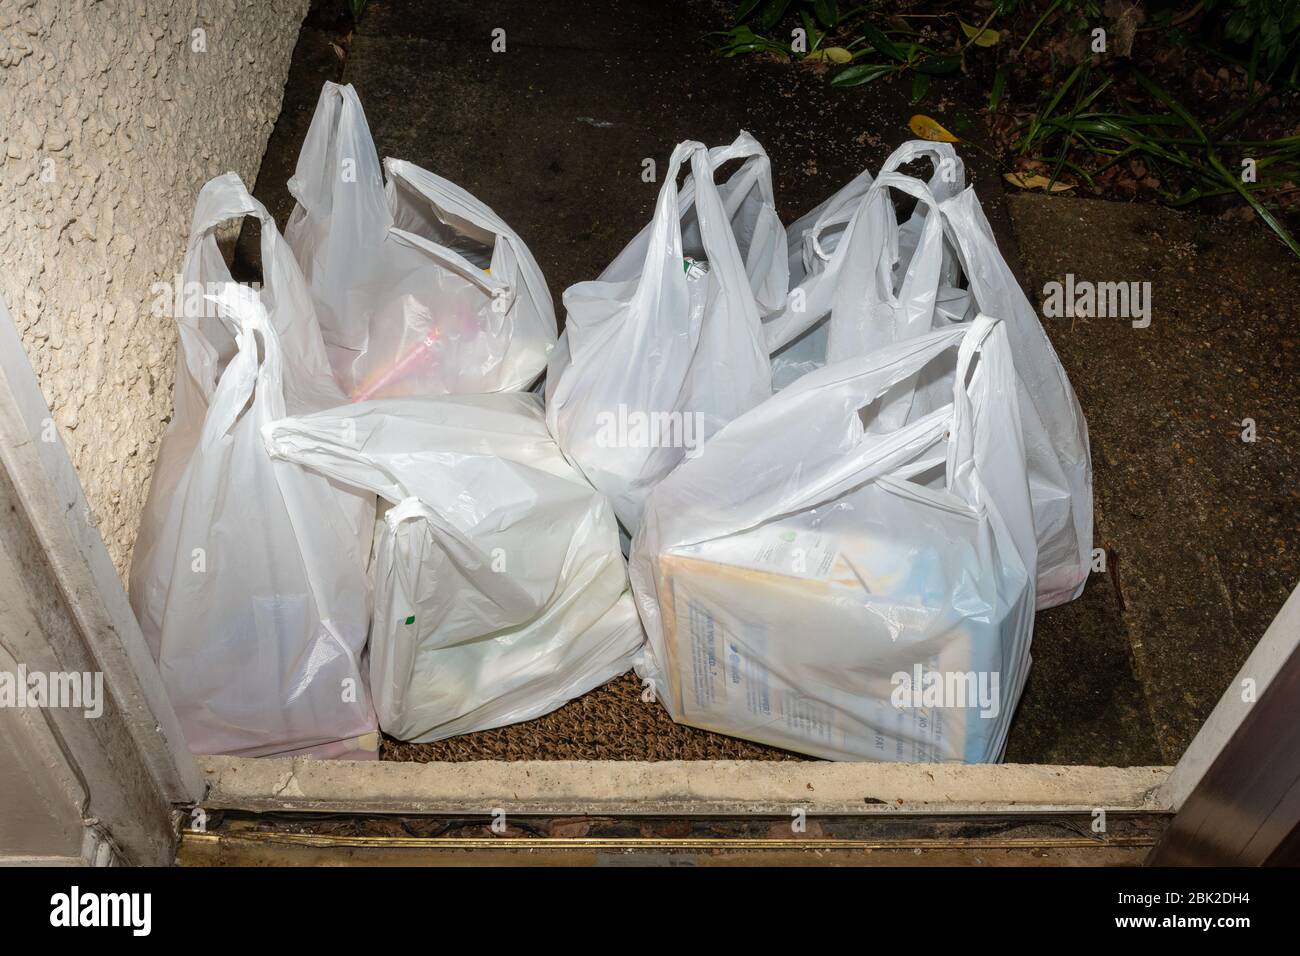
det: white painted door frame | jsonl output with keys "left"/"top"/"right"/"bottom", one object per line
{"left": 0, "top": 296, "right": 202, "bottom": 866}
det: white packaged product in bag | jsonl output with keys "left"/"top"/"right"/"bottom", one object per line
{"left": 631, "top": 317, "right": 1037, "bottom": 762}
{"left": 263, "top": 392, "right": 644, "bottom": 742}
{"left": 823, "top": 166, "right": 1092, "bottom": 608}
{"left": 545, "top": 133, "right": 781, "bottom": 535}
{"left": 764, "top": 141, "right": 967, "bottom": 389}
{"left": 286, "top": 82, "right": 556, "bottom": 399}
{"left": 130, "top": 174, "right": 376, "bottom": 757}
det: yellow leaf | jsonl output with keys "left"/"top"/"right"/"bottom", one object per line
{"left": 805, "top": 46, "right": 853, "bottom": 64}
{"left": 960, "top": 20, "right": 1001, "bottom": 47}
{"left": 1003, "top": 172, "right": 1074, "bottom": 192}
{"left": 908, "top": 114, "right": 960, "bottom": 142}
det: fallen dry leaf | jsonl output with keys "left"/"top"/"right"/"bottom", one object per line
{"left": 908, "top": 114, "right": 959, "bottom": 142}
{"left": 1004, "top": 172, "right": 1074, "bottom": 192}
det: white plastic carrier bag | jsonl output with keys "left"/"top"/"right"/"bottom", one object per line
{"left": 630, "top": 317, "right": 1037, "bottom": 762}
{"left": 821, "top": 165, "right": 1092, "bottom": 608}
{"left": 286, "top": 82, "right": 556, "bottom": 399}
{"left": 263, "top": 392, "right": 644, "bottom": 743}
{"left": 130, "top": 174, "right": 376, "bottom": 758}
{"left": 545, "top": 133, "right": 782, "bottom": 535}
{"left": 764, "top": 141, "right": 967, "bottom": 389}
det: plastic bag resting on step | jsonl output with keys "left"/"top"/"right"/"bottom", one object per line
{"left": 130, "top": 179, "right": 377, "bottom": 757}
{"left": 763, "top": 141, "right": 967, "bottom": 389}
{"left": 263, "top": 392, "right": 644, "bottom": 743}
{"left": 630, "top": 317, "right": 1037, "bottom": 762}
{"left": 820, "top": 166, "right": 1092, "bottom": 609}
{"left": 544, "top": 133, "right": 782, "bottom": 536}
{"left": 285, "top": 82, "right": 556, "bottom": 400}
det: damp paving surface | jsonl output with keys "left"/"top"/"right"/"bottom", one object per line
{"left": 239, "top": 0, "right": 1300, "bottom": 765}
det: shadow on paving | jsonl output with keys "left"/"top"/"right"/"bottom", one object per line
{"left": 227, "top": 0, "right": 1300, "bottom": 766}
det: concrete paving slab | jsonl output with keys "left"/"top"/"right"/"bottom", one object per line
{"left": 1008, "top": 193, "right": 1300, "bottom": 762}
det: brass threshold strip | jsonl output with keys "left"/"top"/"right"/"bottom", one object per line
{"left": 183, "top": 831, "right": 1157, "bottom": 851}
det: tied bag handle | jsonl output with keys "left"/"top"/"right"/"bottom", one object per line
{"left": 180, "top": 174, "right": 289, "bottom": 400}
{"left": 198, "top": 284, "right": 287, "bottom": 449}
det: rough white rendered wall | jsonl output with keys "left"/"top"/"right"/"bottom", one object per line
{"left": 0, "top": 0, "right": 309, "bottom": 579}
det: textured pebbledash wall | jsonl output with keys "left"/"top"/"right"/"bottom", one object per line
{"left": 0, "top": 0, "right": 309, "bottom": 580}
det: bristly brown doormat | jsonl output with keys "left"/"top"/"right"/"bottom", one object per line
{"left": 380, "top": 673, "right": 805, "bottom": 762}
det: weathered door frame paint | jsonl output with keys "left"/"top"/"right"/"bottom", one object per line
{"left": 0, "top": 296, "right": 202, "bottom": 865}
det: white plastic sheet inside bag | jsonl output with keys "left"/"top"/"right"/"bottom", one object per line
{"left": 545, "top": 134, "right": 780, "bottom": 535}
{"left": 630, "top": 317, "right": 1037, "bottom": 762}
{"left": 263, "top": 392, "right": 644, "bottom": 742}
{"left": 130, "top": 182, "right": 377, "bottom": 758}
{"left": 286, "top": 82, "right": 556, "bottom": 399}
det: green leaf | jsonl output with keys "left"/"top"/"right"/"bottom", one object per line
{"left": 735, "top": 0, "right": 766, "bottom": 22}
{"left": 799, "top": 8, "right": 817, "bottom": 48}
{"left": 1210, "top": 153, "right": 1300, "bottom": 258}
{"left": 807, "top": 45, "right": 853, "bottom": 63}
{"left": 754, "top": 0, "right": 794, "bottom": 31}
{"left": 831, "top": 62, "right": 896, "bottom": 87}
{"left": 917, "top": 54, "right": 962, "bottom": 75}
{"left": 813, "top": 0, "right": 838, "bottom": 29}
{"left": 989, "top": 65, "right": 1008, "bottom": 111}
{"left": 911, "top": 73, "right": 931, "bottom": 104}
{"left": 960, "top": 20, "right": 1000, "bottom": 47}
{"left": 860, "top": 22, "right": 906, "bottom": 61}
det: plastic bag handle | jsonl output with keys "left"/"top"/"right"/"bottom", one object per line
{"left": 384, "top": 158, "right": 550, "bottom": 317}
{"left": 631, "top": 139, "right": 759, "bottom": 331}
{"left": 807, "top": 168, "right": 876, "bottom": 263}
{"left": 183, "top": 172, "right": 281, "bottom": 287}
{"left": 178, "top": 174, "right": 286, "bottom": 398}
{"left": 878, "top": 140, "right": 966, "bottom": 193}
{"left": 680, "top": 130, "right": 777, "bottom": 212}
{"left": 199, "top": 285, "right": 285, "bottom": 447}
{"left": 388, "top": 228, "right": 512, "bottom": 297}
{"left": 945, "top": 314, "right": 1002, "bottom": 488}
{"left": 871, "top": 169, "right": 948, "bottom": 222}
{"left": 286, "top": 82, "right": 389, "bottom": 230}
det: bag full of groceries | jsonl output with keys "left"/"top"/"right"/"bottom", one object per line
{"left": 545, "top": 133, "right": 782, "bottom": 535}
{"left": 286, "top": 82, "right": 556, "bottom": 399}
{"left": 263, "top": 392, "right": 644, "bottom": 742}
{"left": 129, "top": 174, "right": 376, "bottom": 758}
{"left": 630, "top": 316, "right": 1037, "bottom": 762}
{"left": 761, "top": 141, "right": 1091, "bottom": 609}
{"left": 823, "top": 164, "right": 1092, "bottom": 608}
